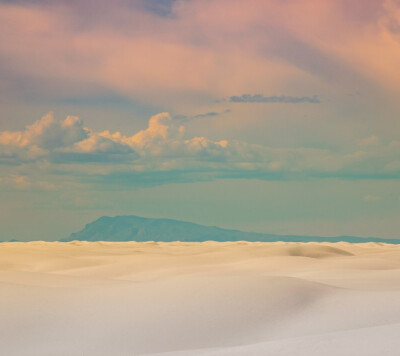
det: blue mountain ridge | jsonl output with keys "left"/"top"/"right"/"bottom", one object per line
{"left": 62, "top": 215, "right": 400, "bottom": 244}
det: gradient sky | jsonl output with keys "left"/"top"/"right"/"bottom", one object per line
{"left": 1, "top": 0, "right": 400, "bottom": 240}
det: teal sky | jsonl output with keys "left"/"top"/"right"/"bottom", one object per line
{"left": 1, "top": 0, "right": 400, "bottom": 240}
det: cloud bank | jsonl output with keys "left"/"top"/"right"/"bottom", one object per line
{"left": 1, "top": 112, "right": 400, "bottom": 189}
{"left": 0, "top": 113, "right": 135, "bottom": 163}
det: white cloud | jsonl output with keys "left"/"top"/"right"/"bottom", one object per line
{"left": 1, "top": 113, "right": 400, "bottom": 188}
{"left": 63, "top": 131, "right": 134, "bottom": 155}
{"left": 0, "top": 113, "right": 87, "bottom": 149}
{"left": 0, "top": 113, "right": 135, "bottom": 161}
{"left": 124, "top": 112, "right": 185, "bottom": 156}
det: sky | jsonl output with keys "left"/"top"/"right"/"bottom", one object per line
{"left": 1, "top": 0, "right": 400, "bottom": 240}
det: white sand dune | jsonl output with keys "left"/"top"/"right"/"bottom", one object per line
{"left": 1, "top": 241, "right": 400, "bottom": 355}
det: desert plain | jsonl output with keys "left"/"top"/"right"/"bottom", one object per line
{"left": 1, "top": 241, "right": 400, "bottom": 355}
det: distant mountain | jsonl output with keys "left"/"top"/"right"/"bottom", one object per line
{"left": 62, "top": 215, "right": 400, "bottom": 244}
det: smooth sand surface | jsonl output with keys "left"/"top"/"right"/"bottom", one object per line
{"left": 1, "top": 241, "right": 400, "bottom": 355}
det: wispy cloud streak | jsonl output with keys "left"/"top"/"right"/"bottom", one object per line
{"left": 229, "top": 94, "right": 320, "bottom": 104}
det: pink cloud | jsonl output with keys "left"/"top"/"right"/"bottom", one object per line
{"left": 0, "top": 0, "right": 399, "bottom": 109}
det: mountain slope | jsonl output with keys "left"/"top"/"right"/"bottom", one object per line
{"left": 62, "top": 215, "right": 400, "bottom": 243}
